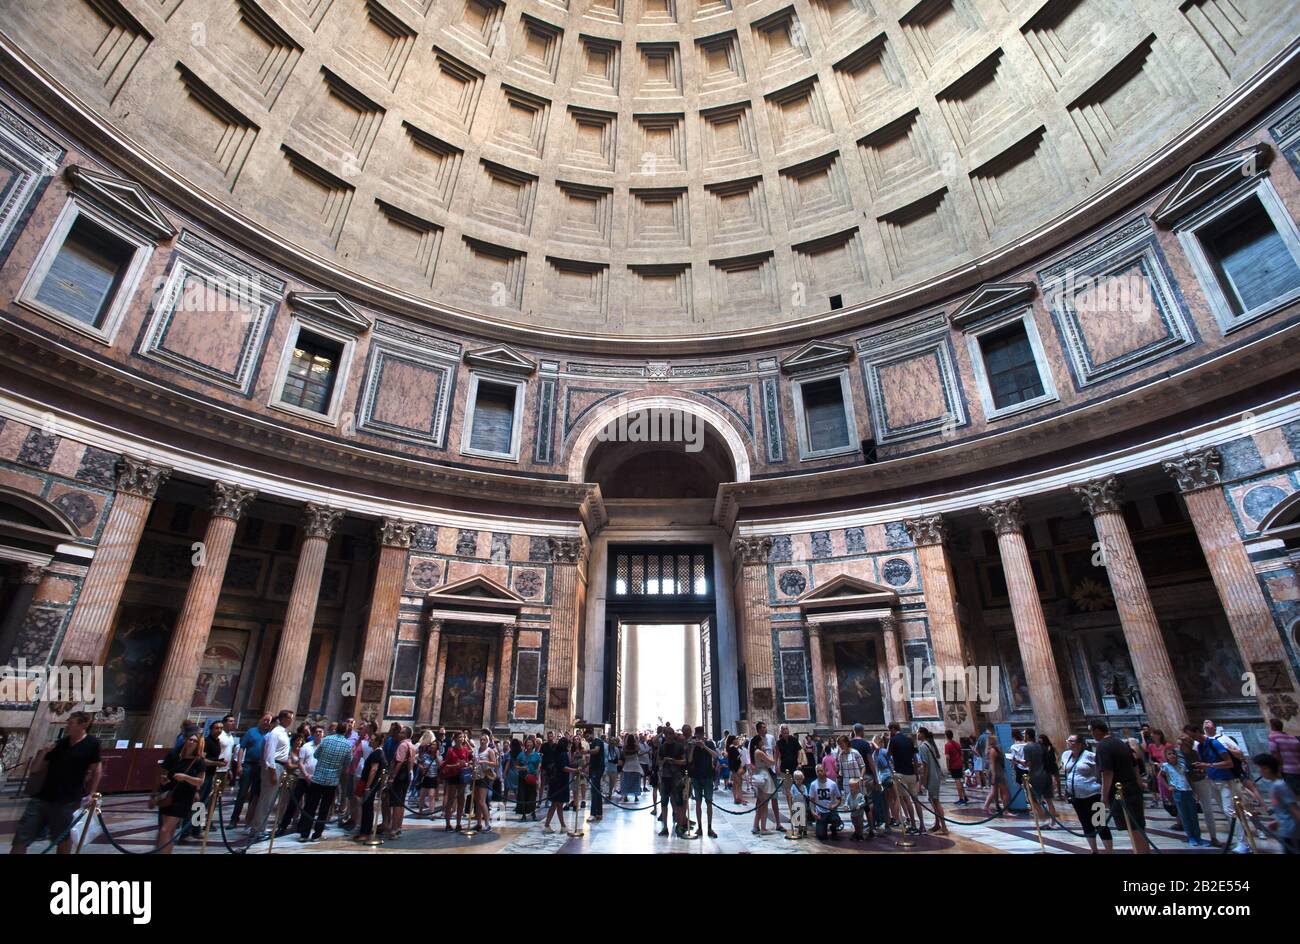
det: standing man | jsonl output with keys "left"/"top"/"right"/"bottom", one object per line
{"left": 887, "top": 722, "right": 924, "bottom": 834}
{"left": 1193, "top": 722, "right": 1250, "bottom": 853}
{"left": 776, "top": 724, "right": 800, "bottom": 805}
{"left": 249, "top": 709, "right": 295, "bottom": 840}
{"left": 687, "top": 725, "right": 719, "bottom": 839}
{"left": 657, "top": 726, "right": 689, "bottom": 838}
{"left": 944, "top": 730, "right": 968, "bottom": 804}
{"left": 298, "top": 722, "right": 352, "bottom": 842}
{"left": 229, "top": 713, "right": 270, "bottom": 827}
{"left": 1091, "top": 720, "right": 1149, "bottom": 854}
{"left": 974, "top": 723, "right": 993, "bottom": 788}
{"left": 9, "top": 711, "right": 102, "bottom": 855}
{"left": 587, "top": 728, "right": 606, "bottom": 821}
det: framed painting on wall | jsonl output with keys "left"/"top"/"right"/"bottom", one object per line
{"left": 192, "top": 628, "right": 249, "bottom": 713}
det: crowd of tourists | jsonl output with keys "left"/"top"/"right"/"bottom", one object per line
{"left": 8, "top": 707, "right": 1298, "bottom": 854}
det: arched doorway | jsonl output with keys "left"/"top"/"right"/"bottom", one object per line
{"left": 570, "top": 398, "right": 746, "bottom": 736}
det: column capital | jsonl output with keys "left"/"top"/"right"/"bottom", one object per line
{"left": 499, "top": 622, "right": 515, "bottom": 639}
{"left": 378, "top": 517, "right": 418, "bottom": 548}
{"left": 548, "top": 535, "right": 587, "bottom": 564}
{"left": 730, "top": 534, "right": 772, "bottom": 566}
{"left": 20, "top": 562, "right": 47, "bottom": 584}
{"left": 426, "top": 617, "right": 444, "bottom": 634}
{"left": 210, "top": 481, "right": 257, "bottom": 521}
{"left": 1073, "top": 475, "right": 1124, "bottom": 517}
{"left": 979, "top": 498, "right": 1025, "bottom": 536}
{"left": 115, "top": 455, "right": 171, "bottom": 499}
{"left": 806, "top": 621, "right": 822, "bottom": 639}
{"left": 1162, "top": 447, "right": 1223, "bottom": 493}
{"left": 879, "top": 614, "right": 898, "bottom": 635}
{"left": 904, "top": 513, "right": 948, "bottom": 547}
{"left": 302, "top": 503, "right": 345, "bottom": 540}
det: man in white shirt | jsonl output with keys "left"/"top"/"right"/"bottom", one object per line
{"left": 249, "top": 709, "right": 295, "bottom": 840}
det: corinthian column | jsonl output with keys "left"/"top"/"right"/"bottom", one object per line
{"left": 262, "top": 503, "right": 344, "bottom": 715}
{"left": 879, "top": 615, "right": 910, "bottom": 725}
{"left": 904, "top": 513, "right": 977, "bottom": 736}
{"left": 545, "top": 535, "right": 586, "bottom": 730}
{"left": 806, "top": 623, "right": 830, "bottom": 732}
{"left": 495, "top": 622, "right": 516, "bottom": 732}
{"left": 732, "top": 535, "right": 775, "bottom": 729}
{"left": 23, "top": 457, "right": 170, "bottom": 760}
{"left": 418, "top": 618, "right": 443, "bottom": 725}
{"left": 146, "top": 481, "right": 256, "bottom": 744}
{"left": 1165, "top": 447, "right": 1300, "bottom": 731}
{"left": 979, "top": 498, "right": 1069, "bottom": 747}
{"left": 356, "top": 518, "right": 417, "bottom": 724}
{"left": 1073, "top": 476, "right": 1187, "bottom": 737}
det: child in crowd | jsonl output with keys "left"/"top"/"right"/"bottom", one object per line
{"left": 1253, "top": 753, "right": 1299, "bottom": 854}
{"left": 788, "top": 769, "right": 810, "bottom": 838}
{"left": 846, "top": 778, "right": 866, "bottom": 841}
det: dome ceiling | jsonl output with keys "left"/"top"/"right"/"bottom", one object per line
{"left": 2, "top": 0, "right": 1294, "bottom": 340}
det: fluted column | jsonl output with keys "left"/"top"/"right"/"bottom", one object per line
{"left": 880, "top": 615, "right": 910, "bottom": 725}
{"left": 146, "top": 481, "right": 256, "bottom": 744}
{"left": 1165, "top": 448, "right": 1300, "bottom": 731}
{"left": 905, "top": 513, "right": 977, "bottom": 736}
{"left": 545, "top": 535, "right": 587, "bottom": 729}
{"left": 418, "top": 618, "right": 443, "bottom": 725}
{"left": 684, "top": 623, "right": 701, "bottom": 729}
{"left": 495, "top": 622, "right": 516, "bottom": 731}
{"left": 356, "top": 518, "right": 417, "bottom": 723}
{"left": 623, "top": 624, "right": 639, "bottom": 732}
{"left": 979, "top": 498, "right": 1069, "bottom": 747}
{"left": 23, "top": 457, "right": 170, "bottom": 760}
{"left": 1074, "top": 476, "right": 1187, "bottom": 737}
{"left": 58, "top": 456, "right": 171, "bottom": 665}
{"left": 807, "top": 623, "right": 830, "bottom": 732}
{"left": 262, "top": 503, "right": 344, "bottom": 715}
{"left": 732, "top": 535, "right": 775, "bottom": 728}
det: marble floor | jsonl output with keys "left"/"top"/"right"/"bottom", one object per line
{"left": 1, "top": 780, "right": 1285, "bottom": 855}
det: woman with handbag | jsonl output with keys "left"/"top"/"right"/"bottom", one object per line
{"left": 154, "top": 731, "right": 206, "bottom": 854}
{"left": 750, "top": 735, "right": 778, "bottom": 834}
{"left": 440, "top": 732, "right": 472, "bottom": 832}
{"left": 473, "top": 732, "right": 497, "bottom": 832}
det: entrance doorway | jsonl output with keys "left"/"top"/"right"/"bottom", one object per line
{"left": 603, "top": 544, "right": 718, "bottom": 735}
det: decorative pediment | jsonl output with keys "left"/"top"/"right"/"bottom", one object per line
{"left": 950, "top": 281, "right": 1036, "bottom": 328}
{"left": 463, "top": 344, "right": 537, "bottom": 377}
{"left": 797, "top": 573, "right": 899, "bottom": 616}
{"left": 1152, "top": 143, "right": 1273, "bottom": 227}
{"left": 64, "top": 165, "right": 176, "bottom": 241}
{"left": 289, "top": 291, "right": 371, "bottom": 335}
{"left": 780, "top": 340, "right": 852, "bottom": 375}
{"left": 428, "top": 577, "right": 525, "bottom": 621}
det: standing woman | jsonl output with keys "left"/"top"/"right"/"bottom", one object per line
{"left": 916, "top": 728, "right": 949, "bottom": 835}
{"left": 1039, "top": 733, "right": 1063, "bottom": 805}
{"left": 874, "top": 734, "right": 898, "bottom": 828}
{"left": 1061, "top": 733, "right": 1112, "bottom": 853}
{"left": 750, "top": 734, "right": 777, "bottom": 834}
{"left": 439, "top": 732, "right": 471, "bottom": 832}
{"left": 621, "top": 733, "right": 643, "bottom": 800}
{"left": 726, "top": 736, "right": 743, "bottom": 806}
{"left": 416, "top": 730, "right": 439, "bottom": 816}
{"left": 543, "top": 737, "right": 576, "bottom": 833}
{"left": 155, "top": 731, "right": 206, "bottom": 854}
{"left": 1146, "top": 729, "right": 1170, "bottom": 811}
{"left": 983, "top": 735, "right": 1009, "bottom": 813}
{"left": 515, "top": 736, "right": 541, "bottom": 820}
{"left": 473, "top": 732, "right": 498, "bottom": 832}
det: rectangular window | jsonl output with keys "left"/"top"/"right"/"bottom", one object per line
{"left": 468, "top": 379, "right": 519, "bottom": 457}
{"left": 278, "top": 331, "right": 343, "bottom": 415}
{"left": 801, "top": 377, "right": 851, "bottom": 454}
{"left": 32, "top": 216, "right": 134, "bottom": 327}
{"left": 1199, "top": 195, "right": 1300, "bottom": 317}
{"left": 979, "top": 321, "right": 1045, "bottom": 410}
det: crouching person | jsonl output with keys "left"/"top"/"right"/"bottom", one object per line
{"left": 811, "top": 764, "right": 842, "bottom": 840}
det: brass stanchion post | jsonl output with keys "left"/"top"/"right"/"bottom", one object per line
{"left": 361, "top": 769, "right": 387, "bottom": 847}
{"left": 265, "top": 769, "right": 292, "bottom": 855}
{"left": 74, "top": 793, "right": 101, "bottom": 854}
{"left": 200, "top": 772, "right": 226, "bottom": 855}
{"left": 1232, "top": 795, "right": 1259, "bottom": 854}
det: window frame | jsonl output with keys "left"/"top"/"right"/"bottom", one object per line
{"left": 790, "top": 367, "right": 858, "bottom": 461}
{"left": 964, "top": 307, "right": 1058, "bottom": 421}
{"left": 268, "top": 318, "right": 357, "bottom": 425}
{"left": 460, "top": 372, "right": 526, "bottom": 462}
{"left": 16, "top": 197, "right": 154, "bottom": 345}
{"left": 1176, "top": 174, "right": 1300, "bottom": 335}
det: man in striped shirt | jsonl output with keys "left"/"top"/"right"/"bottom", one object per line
{"left": 297, "top": 725, "right": 353, "bottom": 843}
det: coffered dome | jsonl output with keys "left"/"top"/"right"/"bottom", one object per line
{"left": 3, "top": 0, "right": 1295, "bottom": 341}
